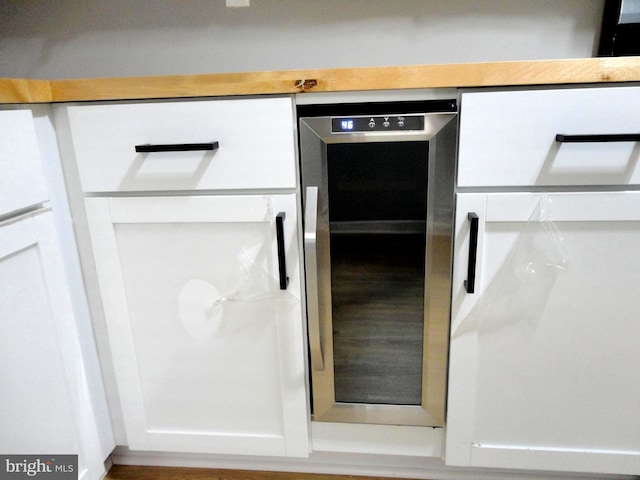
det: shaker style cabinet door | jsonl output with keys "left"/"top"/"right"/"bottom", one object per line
{"left": 0, "top": 210, "right": 107, "bottom": 480}
{"left": 84, "top": 194, "right": 309, "bottom": 457}
{"left": 446, "top": 192, "right": 640, "bottom": 475}
{"left": 0, "top": 211, "right": 78, "bottom": 453}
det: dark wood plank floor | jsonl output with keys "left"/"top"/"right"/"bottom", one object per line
{"left": 106, "top": 465, "right": 418, "bottom": 480}
{"left": 330, "top": 233, "right": 425, "bottom": 405}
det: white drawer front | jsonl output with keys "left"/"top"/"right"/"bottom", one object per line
{"left": 0, "top": 110, "right": 48, "bottom": 216}
{"left": 458, "top": 86, "right": 640, "bottom": 187}
{"left": 64, "top": 97, "right": 296, "bottom": 192}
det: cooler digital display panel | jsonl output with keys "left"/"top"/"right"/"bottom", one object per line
{"left": 331, "top": 115, "right": 424, "bottom": 133}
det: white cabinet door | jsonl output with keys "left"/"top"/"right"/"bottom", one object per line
{"left": 446, "top": 192, "right": 640, "bottom": 475}
{"left": 0, "top": 210, "right": 107, "bottom": 480}
{"left": 85, "top": 194, "right": 309, "bottom": 457}
{"left": 0, "top": 110, "right": 48, "bottom": 216}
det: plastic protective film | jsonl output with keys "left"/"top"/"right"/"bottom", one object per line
{"left": 452, "top": 194, "right": 568, "bottom": 338}
{"left": 177, "top": 198, "right": 299, "bottom": 341}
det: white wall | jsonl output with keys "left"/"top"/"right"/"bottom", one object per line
{"left": 0, "top": 0, "right": 604, "bottom": 80}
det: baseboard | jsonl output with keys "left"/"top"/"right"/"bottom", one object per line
{"left": 109, "top": 446, "right": 634, "bottom": 480}
{"left": 108, "top": 421, "right": 632, "bottom": 480}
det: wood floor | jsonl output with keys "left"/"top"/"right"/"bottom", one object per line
{"left": 106, "top": 465, "right": 417, "bottom": 480}
{"left": 330, "top": 233, "right": 425, "bottom": 405}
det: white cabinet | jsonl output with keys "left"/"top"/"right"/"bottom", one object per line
{"left": 0, "top": 209, "right": 108, "bottom": 480}
{"left": 55, "top": 96, "right": 310, "bottom": 457}
{"left": 447, "top": 85, "right": 640, "bottom": 476}
{"left": 0, "top": 110, "right": 48, "bottom": 216}
{"left": 0, "top": 211, "right": 78, "bottom": 454}
{"left": 60, "top": 97, "right": 297, "bottom": 192}
{"left": 447, "top": 192, "right": 640, "bottom": 475}
{"left": 457, "top": 86, "right": 640, "bottom": 187}
{"left": 84, "top": 194, "right": 309, "bottom": 456}
{"left": 1, "top": 108, "right": 109, "bottom": 480}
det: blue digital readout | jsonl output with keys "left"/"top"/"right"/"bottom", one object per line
{"left": 341, "top": 119, "right": 354, "bottom": 130}
{"left": 331, "top": 115, "right": 424, "bottom": 133}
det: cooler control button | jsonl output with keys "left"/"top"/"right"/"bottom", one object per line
{"left": 369, "top": 118, "right": 376, "bottom": 128}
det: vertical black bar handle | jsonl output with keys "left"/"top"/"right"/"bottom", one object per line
{"left": 464, "top": 212, "right": 479, "bottom": 294}
{"left": 276, "top": 212, "right": 289, "bottom": 290}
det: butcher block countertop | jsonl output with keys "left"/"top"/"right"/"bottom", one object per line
{"left": 2, "top": 57, "right": 640, "bottom": 104}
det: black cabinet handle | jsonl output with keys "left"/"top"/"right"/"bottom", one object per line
{"left": 276, "top": 212, "right": 289, "bottom": 290}
{"left": 555, "top": 133, "right": 640, "bottom": 143}
{"left": 464, "top": 212, "right": 479, "bottom": 294}
{"left": 135, "top": 141, "right": 219, "bottom": 153}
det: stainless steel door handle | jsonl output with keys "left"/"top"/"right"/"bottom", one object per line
{"left": 304, "top": 186, "right": 324, "bottom": 371}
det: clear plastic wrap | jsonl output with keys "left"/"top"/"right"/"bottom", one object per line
{"left": 177, "top": 200, "right": 298, "bottom": 340}
{"left": 453, "top": 194, "right": 569, "bottom": 337}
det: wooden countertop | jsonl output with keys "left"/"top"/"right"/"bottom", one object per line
{"left": 2, "top": 57, "right": 640, "bottom": 104}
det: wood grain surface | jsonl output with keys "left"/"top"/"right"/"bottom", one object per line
{"left": 331, "top": 233, "right": 425, "bottom": 406}
{"left": 105, "top": 465, "right": 417, "bottom": 480}
{"left": 0, "top": 78, "right": 52, "bottom": 103}
{"left": 2, "top": 57, "right": 640, "bottom": 104}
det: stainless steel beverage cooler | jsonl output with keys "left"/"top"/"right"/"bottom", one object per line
{"left": 299, "top": 101, "right": 457, "bottom": 426}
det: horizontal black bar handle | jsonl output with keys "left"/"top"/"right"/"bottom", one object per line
{"left": 556, "top": 133, "right": 640, "bottom": 143}
{"left": 464, "top": 212, "right": 479, "bottom": 294}
{"left": 276, "top": 212, "right": 289, "bottom": 290}
{"left": 135, "top": 141, "right": 219, "bottom": 153}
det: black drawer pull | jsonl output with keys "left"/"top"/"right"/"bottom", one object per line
{"left": 555, "top": 134, "right": 640, "bottom": 143}
{"left": 135, "top": 142, "right": 219, "bottom": 153}
{"left": 464, "top": 212, "right": 479, "bottom": 294}
{"left": 276, "top": 212, "right": 289, "bottom": 290}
